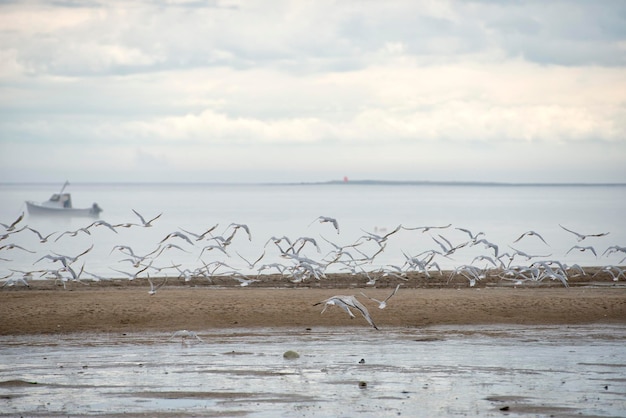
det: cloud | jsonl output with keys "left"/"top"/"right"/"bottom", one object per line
{"left": 0, "top": 0, "right": 625, "bottom": 183}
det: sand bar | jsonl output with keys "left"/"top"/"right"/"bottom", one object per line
{"left": 1, "top": 271, "right": 625, "bottom": 335}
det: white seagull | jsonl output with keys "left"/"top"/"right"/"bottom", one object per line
{"left": 559, "top": 224, "right": 609, "bottom": 241}
{"left": 132, "top": 209, "right": 162, "bottom": 227}
{"left": 224, "top": 223, "right": 252, "bottom": 241}
{"left": 168, "top": 329, "right": 204, "bottom": 343}
{"left": 159, "top": 231, "right": 194, "bottom": 246}
{"left": 513, "top": 230, "right": 549, "bottom": 246}
{"left": 27, "top": 227, "right": 57, "bottom": 243}
{"left": 566, "top": 245, "right": 597, "bottom": 257}
{"left": 148, "top": 275, "right": 167, "bottom": 295}
{"left": 309, "top": 216, "right": 340, "bottom": 234}
{"left": 0, "top": 212, "right": 25, "bottom": 232}
{"left": 313, "top": 295, "right": 378, "bottom": 329}
{"left": 360, "top": 284, "right": 400, "bottom": 309}
{"left": 402, "top": 223, "right": 452, "bottom": 232}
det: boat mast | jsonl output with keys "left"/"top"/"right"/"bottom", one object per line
{"left": 60, "top": 180, "right": 70, "bottom": 194}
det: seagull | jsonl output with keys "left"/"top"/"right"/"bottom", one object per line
{"left": 431, "top": 234, "right": 467, "bottom": 255}
{"left": 286, "top": 237, "right": 321, "bottom": 254}
{"left": 455, "top": 227, "right": 485, "bottom": 242}
{"left": 169, "top": 329, "right": 204, "bottom": 343}
{"left": 0, "top": 225, "right": 27, "bottom": 241}
{"left": 51, "top": 244, "right": 94, "bottom": 264}
{"left": 0, "top": 243, "right": 36, "bottom": 253}
{"left": 87, "top": 220, "right": 118, "bottom": 233}
{"left": 159, "top": 231, "right": 194, "bottom": 246}
{"left": 593, "top": 265, "right": 625, "bottom": 282}
{"left": 180, "top": 224, "right": 219, "bottom": 241}
{"left": 112, "top": 221, "right": 140, "bottom": 228}
{"left": 508, "top": 246, "right": 552, "bottom": 261}
{"left": 472, "top": 238, "right": 499, "bottom": 258}
{"left": 309, "top": 216, "right": 340, "bottom": 234}
{"left": 54, "top": 227, "right": 91, "bottom": 242}
{"left": 471, "top": 255, "right": 500, "bottom": 268}
{"left": 198, "top": 243, "right": 229, "bottom": 259}
{"left": 402, "top": 223, "right": 452, "bottom": 232}
{"left": 229, "top": 272, "right": 260, "bottom": 287}
{"left": 559, "top": 224, "right": 609, "bottom": 241}
{"left": 110, "top": 245, "right": 139, "bottom": 257}
{"left": 360, "top": 284, "right": 400, "bottom": 309}
{"left": 2, "top": 274, "right": 30, "bottom": 288}
{"left": 264, "top": 235, "right": 293, "bottom": 250}
{"left": 236, "top": 251, "right": 265, "bottom": 269}
{"left": 27, "top": 227, "right": 57, "bottom": 243}
{"left": 224, "top": 223, "right": 252, "bottom": 241}
{"left": 149, "top": 243, "right": 191, "bottom": 259}
{"left": 566, "top": 245, "right": 597, "bottom": 257}
{"left": 313, "top": 295, "right": 378, "bottom": 329}
{"left": 513, "top": 230, "right": 549, "bottom": 246}
{"left": 148, "top": 275, "right": 167, "bottom": 295}
{"left": 0, "top": 212, "right": 25, "bottom": 232}
{"left": 357, "top": 224, "right": 402, "bottom": 246}
{"left": 110, "top": 261, "right": 152, "bottom": 280}
{"left": 132, "top": 209, "right": 162, "bottom": 227}
{"left": 602, "top": 245, "right": 626, "bottom": 257}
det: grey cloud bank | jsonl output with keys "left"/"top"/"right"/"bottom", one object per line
{"left": 1, "top": 0, "right": 625, "bottom": 183}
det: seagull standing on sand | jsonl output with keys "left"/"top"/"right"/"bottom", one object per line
{"left": 360, "top": 284, "right": 400, "bottom": 309}
{"left": 313, "top": 295, "right": 378, "bottom": 329}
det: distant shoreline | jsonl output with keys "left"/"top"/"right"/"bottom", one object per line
{"left": 2, "top": 180, "right": 625, "bottom": 187}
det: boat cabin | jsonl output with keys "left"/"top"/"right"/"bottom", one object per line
{"left": 48, "top": 193, "right": 73, "bottom": 208}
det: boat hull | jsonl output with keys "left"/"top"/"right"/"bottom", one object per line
{"left": 26, "top": 201, "right": 101, "bottom": 218}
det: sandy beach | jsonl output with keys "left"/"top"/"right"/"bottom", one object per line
{"left": 1, "top": 270, "right": 625, "bottom": 335}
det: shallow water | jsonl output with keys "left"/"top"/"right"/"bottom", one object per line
{"left": 1, "top": 325, "right": 625, "bottom": 417}
{"left": 1, "top": 183, "right": 625, "bottom": 283}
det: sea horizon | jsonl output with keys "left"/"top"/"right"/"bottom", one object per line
{"left": 2, "top": 179, "right": 625, "bottom": 188}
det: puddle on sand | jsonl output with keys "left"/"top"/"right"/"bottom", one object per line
{"left": 1, "top": 325, "right": 625, "bottom": 417}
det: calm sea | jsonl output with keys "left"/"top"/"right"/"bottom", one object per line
{"left": 1, "top": 182, "right": 625, "bottom": 279}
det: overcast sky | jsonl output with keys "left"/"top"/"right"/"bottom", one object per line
{"left": 0, "top": 0, "right": 625, "bottom": 183}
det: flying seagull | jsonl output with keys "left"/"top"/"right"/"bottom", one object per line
{"left": 360, "top": 284, "right": 401, "bottom": 309}
{"left": 314, "top": 295, "right": 378, "bottom": 329}
{"left": 559, "top": 224, "right": 609, "bottom": 242}
{"left": 0, "top": 212, "right": 25, "bottom": 232}
{"left": 309, "top": 216, "right": 340, "bottom": 234}
{"left": 132, "top": 209, "right": 162, "bottom": 227}
{"left": 513, "top": 230, "right": 549, "bottom": 246}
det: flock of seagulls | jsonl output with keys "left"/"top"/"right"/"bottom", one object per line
{"left": 1, "top": 209, "right": 624, "bottom": 326}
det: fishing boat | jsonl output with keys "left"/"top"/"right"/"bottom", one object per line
{"left": 25, "top": 182, "right": 103, "bottom": 217}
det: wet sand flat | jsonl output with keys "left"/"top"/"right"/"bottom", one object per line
{"left": 1, "top": 276, "right": 625, "bottom": 335}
